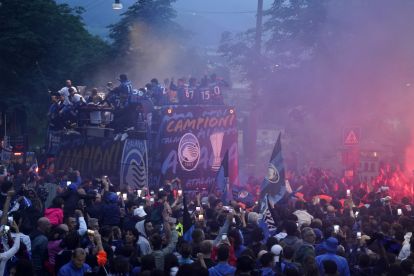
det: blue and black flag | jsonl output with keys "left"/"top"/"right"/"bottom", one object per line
{"left": 215, "top": 151, "right": 232, "bottom": 203}
{"left": 182, "top": 192, "right": 194, "bottom": 241}
{"left": 260, "top": 133, "right": 286, "bottom": 212}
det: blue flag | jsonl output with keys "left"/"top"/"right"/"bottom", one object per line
{"left": 260, "top": 133, "right": 286, "bottom": 212}
{"left": 215, "top": 151, "right": 232, "bottom": 203}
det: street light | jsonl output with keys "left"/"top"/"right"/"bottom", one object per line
{"left": 112, "top": 0, "right": 123, "bottom": 10}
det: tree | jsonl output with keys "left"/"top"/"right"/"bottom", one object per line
{"left": 0, "top": 0, "right": 109, "bottom": 143}
{"left": 219, "top": 0, "right": 329, "bottom": 105}
{"left": 108, "top": 0, "right": 208, "bottom": 83}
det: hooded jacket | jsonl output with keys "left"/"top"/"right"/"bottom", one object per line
{"left": 45, "top": 208, "right": 63, "bottom": 226}
{"left": 135, "top": 220, "right": 152, "bottom": 255}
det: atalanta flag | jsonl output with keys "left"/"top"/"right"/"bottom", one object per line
{"left": 260, "top": 133, "right": 286, "bottom": 212}
{"left": 214, "top": 151, "right": 232, "bottom": 203}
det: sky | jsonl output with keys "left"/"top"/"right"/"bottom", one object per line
{"left": 59, "top": 0, "right": 272, "bottom": 46}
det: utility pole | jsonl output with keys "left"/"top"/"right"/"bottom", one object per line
{"left": 246, "top": 0, "right": 263, "bottom": 176}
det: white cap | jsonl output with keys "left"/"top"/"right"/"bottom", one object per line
{"left": 133, "top": 207, "right": 147, "bottom": 218}
{"left": 271, "top": 244, "right": 283, "bottom": 262}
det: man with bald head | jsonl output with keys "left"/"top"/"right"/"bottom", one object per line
{"left": 30, "top": 217, "right": 51, "bottom": 275}
{"left": 58, "top": 248, "right": 92, "bottom": 275}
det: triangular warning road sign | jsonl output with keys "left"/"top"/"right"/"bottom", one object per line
{"left": 344, "top": 130, "right": 358, "bottom": 145}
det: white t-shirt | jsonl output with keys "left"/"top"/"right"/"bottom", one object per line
{"left": 58, "top": 86, "right": 78, "bottom": 105}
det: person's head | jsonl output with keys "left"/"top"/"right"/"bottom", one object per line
{"left": 237, "top": 255, "right": 255, "bottom": 273}
{"left": 68, "top": 87, "right": 75, "bottom": 96}
{"left": 37, "top": 217, "right": 51, "bottom": 234}
{"left": 157, "top": 191, "right": 167, "bottom": 202}
{"left": 323, "top": 260, "right": 338, "bottom": 276}
{"left": 283, "top": 246, "right": 295, "bottom": 260}
{"left": 192, "top": 228, "right": 205, "bottom": 243}
{"left": 119, "top": 74, "right": 128, "bottom": 82}
{"left": 260, "top": 252, "right": 275, "bottom": 268}
{"left": 164, "top": 253, "right": 179, "bottom": 272}
{"left": 66, "top": 216, "right": 77, "bottom": 232}
{"left": 200, "top": 240, "right": 213, "bottom": 256}
{"left": 72, "top": 248, "right": 86, "bottom": 269}
{"left": 302, "top": 227, "right": 316, "bottom": 244}
{"left": 285, "top": 220, "right": 298, "bottom": 236}
{"left": 51, "top": 196, "right": 64, "bottom": 209}
{"left": 66, "top": 80, "right": 72, "bottom": 87}
{"left": 62, "top": 231, "right": 80, "bottom": 250}
{"left": 144, "top": 220, "right": 154, "bottom": 236}
{"left": 1, "top": 181, "right": 13, "bottom": 194}
{"left": 88, "top": 218, "right": 99, "bottom": 231}
{"left": 91, "top": 88, "right": 98, "bottom": 96}
{"left": 124, "top": 228, "right": 139, "bottom": 244}
{"left": 217, "top": 244, "right": 230, "bottom": 262}
{"left": 111, "top": 256, "right": 130, "bottom": 274}
{"left": 9, "top": 259, "right": 34, "bottom": 276}
{"left": 179, "top": 241, "right": 192, "bottom": 258}
{"left": 151, "top": 233, "right": 163, "bottom": 250}
{"left": 140, "top": 254, "right": 156, "bottom": 271}
{"left": 100, "top": 225, "right": 113, "bottom": 241}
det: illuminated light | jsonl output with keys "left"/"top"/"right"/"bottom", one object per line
{"left": 112, "top": 0, "right": 123, "bottom": 10}
{"left": 35, "top": 167, "right": 39, "bottom": 173}
{"left": 13, "top": 152, "right": 23, "bottom": 156}
{"left": 167, "top": 108, "right": 173, "bottom": 115}
{"left": 229, "top": 109, "right": 234, "bottom": 114}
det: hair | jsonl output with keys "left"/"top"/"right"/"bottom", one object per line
{"left": 199, "top": 240, "right": 213, "bottom": 255}
{"left": 72, "top": 248, "right": 86, "bottom": 258}
{"left": 164, "top": 253, "right": 179, "bottom": 273}
{"left": 140, "top": 254, "right": 156, "bottom": 271}
{"left": 217, "top": 244, "right": 230, "bottom": 262}
{"left": 151, "top": 234, "right": 163, "bottom": 250}
{"left": 358, "top": 254, "right": 370, "bottom": 268}
{"left": 61, "top": 231, "right": 80, "bottom": 250}
{"left": 283, "top": 246, "right": 295, "bottom": 260}
{"left": 179, "top": 241, "right": 192, "bottom": 258}
{"left": 260, "top": 252, "right": 274, "bottom": 267}
{"left": 266, "top": 236, "right": 278, "bottom": 251}
{"left": 51, "top": 197, "right": 64, "bottom": 208}
{"left": 192, "top": 228, "right": 204, "bottom": 243}
{"left": 237, "top": 255, "right": 254, "bottom": 273}
{"left": 1, "top": 181, "right": 13, "bottom": 193}
{"left": 285, "top": 220, "right": 298, "bottom": 236}
{"left": 295, "top": 200, "right": 306, "bottom": 210}
{"left": 111, "top": 256, "right": 130, "bottom": 273}
{"left": 12, "top": 259, "right": 34, "bottom": 276}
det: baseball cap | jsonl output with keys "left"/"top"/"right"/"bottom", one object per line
{"left": 134, "top": 207, "right": 147, "bottom": 218}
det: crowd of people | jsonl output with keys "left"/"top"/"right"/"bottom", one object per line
{"left": 47, "top": 74, "right": 227, "bottom": 133}
{"left": 0, "top": 161, "right": 414, "bottom": 276}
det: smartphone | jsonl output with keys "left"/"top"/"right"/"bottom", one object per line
{"left": 221, "top": 234, "right": 227, "bottom": 240}
{"left": 150, "top": 198, "right": 154, "bottom": 203}
{"left": 137, "top": 190, "right": 142, "bottom": 197}
{"left": 178, "top": 190, "right": 182, "bottom": 196}
{"left": 357, "top": 232, "right": 362, "bottom": 239}
{"left": 232, "top": 218, "right": 236, "bottom": 224}
{"left": 198, "top": 214, "right": 204, "bottom": 220}
{"left": 355, "top": 211, "right": 359, "bottom": 217}
{"left": 196, "top": 206, "right": 201, "bottom": 212}
{"left": 346, "top": 189, "right": 350, "bottom": 197}
{"left": 87, "top": 229, "right": 95, "bottom": 235}
{"left": 122, "top": 193, "right": 127, "bottom": 200}
{"left": 7, "top": 216, "right": 13, "bottom": 224}
{"left": 4, "top": 225, "right": 9, "bottom": 232}
{"left": 116, "top": 192, "right": 121, "bottom": 196}
{"left": 66, "top": 181, "right": 71, "bottom": 186}
{"left": 334, "top": 225, "right": 340, "bottom": 233}
{"left": 159, "top": 188, "right": 164, "bottom": 192}
{"left": 398, "top": 208, "right": 402, "bottom": 215}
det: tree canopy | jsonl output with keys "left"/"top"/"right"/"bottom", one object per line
{"left": 0, "top": 0, "right": 109, "bottom": 139}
